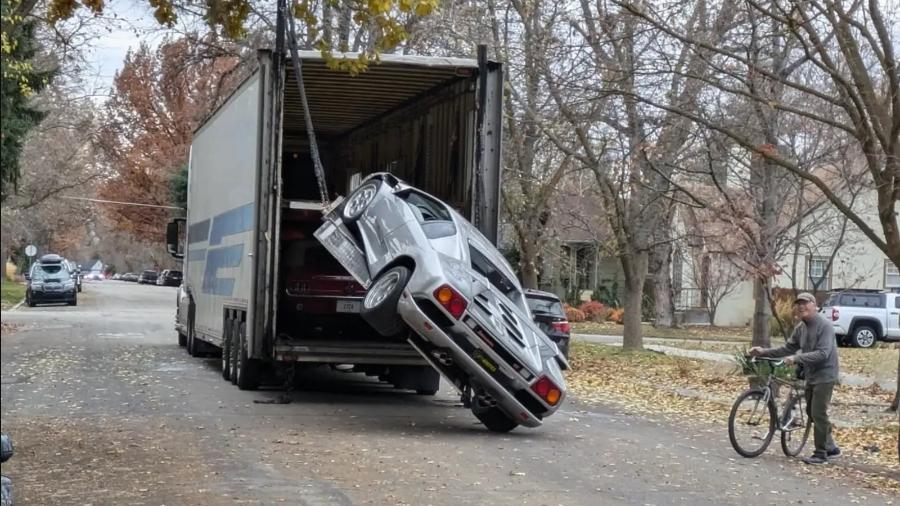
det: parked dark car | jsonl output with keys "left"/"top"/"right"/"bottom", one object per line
{"left": 121, "top": 272, "right": 139, "bottom": 282}
{"left": 64, "top": 259, "right": 82, "bottom": 292}
{"left": 26, "top": 254, "right": 78, "bottom": 307}
{"left": 524, "top": 289, "right": 571, "bottom": 360}
{"left": 138, "top": 270, "right": 159, "bottom": 284}
{"left": 158, "top": 269, "right": 182, "bottom": 287}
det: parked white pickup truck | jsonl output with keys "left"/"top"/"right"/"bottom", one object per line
{"left": 819, "top": 290, "right": 900, "bottom": 348}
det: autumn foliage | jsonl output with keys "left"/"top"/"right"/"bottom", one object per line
{"left": 97, "top": 35, "right": 245, "bottom": 238}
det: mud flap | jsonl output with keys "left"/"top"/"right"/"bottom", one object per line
{"left": 314, "top": 214, "right": 372, "bottom": 288}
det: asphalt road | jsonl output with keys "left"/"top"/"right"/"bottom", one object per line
{"left": 0, "top": 282, "right": 895, "bottom": 505}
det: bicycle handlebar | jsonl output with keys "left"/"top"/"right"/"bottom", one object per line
{"left": 750, "top": 357, "right": 785, "bottom": 366}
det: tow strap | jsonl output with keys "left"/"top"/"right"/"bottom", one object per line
{"left": 285, "top": 12, "right": 330, "bottom": 207}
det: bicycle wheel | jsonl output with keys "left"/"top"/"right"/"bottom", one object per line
{"left": 729, "top": 389, "right": 776, "bottom": 458}
{"left": 780, "top": 394, "right": 811, "bottom": 457}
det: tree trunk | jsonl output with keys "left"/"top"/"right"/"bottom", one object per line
{"left": 520, "top": 239, "right": 540, "bottom": 289}
{"left": 648, "top": 242, "right": 674, "bottom": 327}
{"left": 891, "top": 350, "right": 899, "bottom": 411}
{"left": 751, "top": 277, "right": 772, "bottom": 347}
{"left": 621, "top": 250, "right": 649, "bottom": 351}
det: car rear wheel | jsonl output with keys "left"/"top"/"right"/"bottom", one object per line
{"left": 851, "top": 325, "right": 877, "bottom": 348}
{"left": 341, "top": 181, "right": 379, "bottom": 222}
{"left": 361, "top": 265, "right": 410, "bottom": 337}
{"left": 471, "top": 393, "right": 519, "bottom": 433}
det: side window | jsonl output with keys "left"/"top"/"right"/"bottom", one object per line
{"left": 401, "top": 191, "right": 451, "bottom": 223}
{"left": 895, "top": 297, "right": 900, "bottom": 309}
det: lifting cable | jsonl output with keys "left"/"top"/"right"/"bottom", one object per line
{"left": 285, "top": 10, "right": 330, "bottom": 206}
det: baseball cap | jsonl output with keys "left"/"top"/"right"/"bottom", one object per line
{"left": 794, "top": 292, "right": 816, "bottom": 304}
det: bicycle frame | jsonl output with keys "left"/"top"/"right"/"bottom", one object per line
{"left": 752, "top": 360, "right": 807, "bottom": 433}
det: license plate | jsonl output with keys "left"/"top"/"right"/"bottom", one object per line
{"left": 336, "top": 300, "right": 361, "bottom": 313}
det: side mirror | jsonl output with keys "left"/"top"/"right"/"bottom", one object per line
{"left": 166, "top": 218, "right": 186, "bottom": 259}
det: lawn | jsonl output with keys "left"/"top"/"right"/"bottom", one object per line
{"left": 565, "top": 341, "right": 899, "bottom": 491}
{"left": 652, "top": 338, "right": 898, "bottom": 382}
{"left": 571, "top": 321, "right": 752, "bottom": 341}
{"left": 1, "top": 281, "right": 26, "bottom": 308}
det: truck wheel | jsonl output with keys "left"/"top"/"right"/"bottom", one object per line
{"left": 234, "top": 321, "right": 260, "bottom": 390}
{"left": 341, "top": 181, "right": 379, "bottom": 223}
{"left": 415, "top": 367, "right": 440, "bottom": 395}
{"left": 850, "top": 325, "right": 877, "bottom": 348}
{"left": 68, "top": 297, "right": 77, "bottom": 306}
{"left": 178, "top": 332, "right": 187, "bottom": 347}
{"left": 221, "top": 318, "right": 233, "bottom": 381}
{"left": 361, "top": 265, "right": 410, "bottom": 337}
{"left": 27, "top": 295, "right": 35, "bottom": 308}
{"left": 230, "top": 320, "right": 240, "bottom": 385}
{"left": 186, "top": 306, "right": 200, "bottom": 356}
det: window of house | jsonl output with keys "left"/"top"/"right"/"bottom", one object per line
{"left": 885, "top": 260, "right": 900, "bottom": 289}
{"left": 807, "top": 257, "right": 830, "bottom": 291}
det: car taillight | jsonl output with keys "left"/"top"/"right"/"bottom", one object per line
{"left": 531, "top": 376, "right": 562, "bottom": 406}
{"left": 831, "top": 308, "right": 839, "bottom": 321}
{"left": 552, "top": 321, "right": 571, "bottom": 334}
{"left": 433, "top": 284, "right": 467, "bottom": 319}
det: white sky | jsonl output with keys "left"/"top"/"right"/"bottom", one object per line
{"left": 73, "top": 0, "right": 187, "bottom": 97}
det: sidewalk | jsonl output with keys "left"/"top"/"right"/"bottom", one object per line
{"left": 574, "top": 333, "right": 897, "bottom": 391}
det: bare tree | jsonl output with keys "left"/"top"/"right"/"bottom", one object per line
{"left": 620, "top": 0, "right": 900, "bottom": 270}
{"left": 529, "top": 0, "right": 737, "bottom": 349}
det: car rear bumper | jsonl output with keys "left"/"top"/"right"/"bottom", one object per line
{"left": 31, "top": 290, "right": 76, "bottom": 302}
{"left": 396, "top": 290, "right": 558, "bottom": 428}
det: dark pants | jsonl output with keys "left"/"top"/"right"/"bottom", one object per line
{"left": 805, "top": 382, "right": 838, "bottom": 457}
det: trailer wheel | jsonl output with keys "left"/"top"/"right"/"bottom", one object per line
{"left": 186, "top": 304, "right": 200, "bottom": 356}
{"left": 341, "top": 181, "right": 379, "bottom": 223}
{"left": 221, "top": 317, "right": 232, "bottom": 381}
{"left": 234, "top": 321, "right": 260, "bottom": 390}
{"left": 361, "top": 265, "right": 410, "bottom": 337}
{"left": 177, "top": 331, "right": 187, "bottom": 347}
{"left": 230, "top": 319, "right": 240, "bottom": 385}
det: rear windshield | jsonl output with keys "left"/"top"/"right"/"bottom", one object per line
{"left": 838, "top": 293, "right": 883, "bottom": 308}
{"left": 526, "top": 296, "right": 564, "bottom": 317}
{"left": 32, "top": 264, "right": 68, "bottom": 281}
{"left": 143, "top": 270, "right": 157, "bottom": 276}
{"left": 169, "top": 271, "right": 182, "bottom": 277}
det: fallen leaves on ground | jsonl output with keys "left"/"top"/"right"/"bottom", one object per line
{"left": 1, "top": 322, "right": 21, "bottom": 336}
{"left": 566, "top": 341, "right": 900, "bottom": 494}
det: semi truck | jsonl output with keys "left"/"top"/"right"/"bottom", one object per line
{"left": 166, "top": 48, "right": 503, "bottom": 392}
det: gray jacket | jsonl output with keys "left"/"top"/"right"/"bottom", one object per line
{"left": 761, "top": 313, "right": 839, "bottom": 385}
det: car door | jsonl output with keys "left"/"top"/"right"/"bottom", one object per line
{"left": 888, "top": 295, "right": 900, "bottom": 338}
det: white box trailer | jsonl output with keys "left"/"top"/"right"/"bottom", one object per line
{"left": 167, "top": 49, "right": 503, "bottom": 390}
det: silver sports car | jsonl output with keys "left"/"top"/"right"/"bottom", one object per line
{"left": 315, "top": 173, "right": 568, "bottom": 432}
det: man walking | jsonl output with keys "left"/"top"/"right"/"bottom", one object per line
{"left": 749, "top": 292, "right": 841, "bottom": 465}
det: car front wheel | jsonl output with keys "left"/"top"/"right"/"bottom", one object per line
{"left": 850, "top": 325, "right": 877, "bottom": 348}
{"left": 361, "top": 265, "right": 410, "bottom": 337}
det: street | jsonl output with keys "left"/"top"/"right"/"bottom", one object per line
{"left": 0, "top": 282, "right": 895, "bottom": 505}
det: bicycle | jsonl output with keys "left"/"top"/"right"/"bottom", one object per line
{"left": 728, "top": 357, "right": 812, "bottom": 458}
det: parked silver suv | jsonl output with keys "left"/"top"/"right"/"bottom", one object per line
{"left": 819, "top": 290, "right": 900, "bottom": 348}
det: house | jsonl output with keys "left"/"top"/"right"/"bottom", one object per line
{"left": 673, "top": 182, "right": 898, "bottom": 326}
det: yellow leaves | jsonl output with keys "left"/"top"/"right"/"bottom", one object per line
{"left": 47, "top": 0, "right": 79, "bottom": 24}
